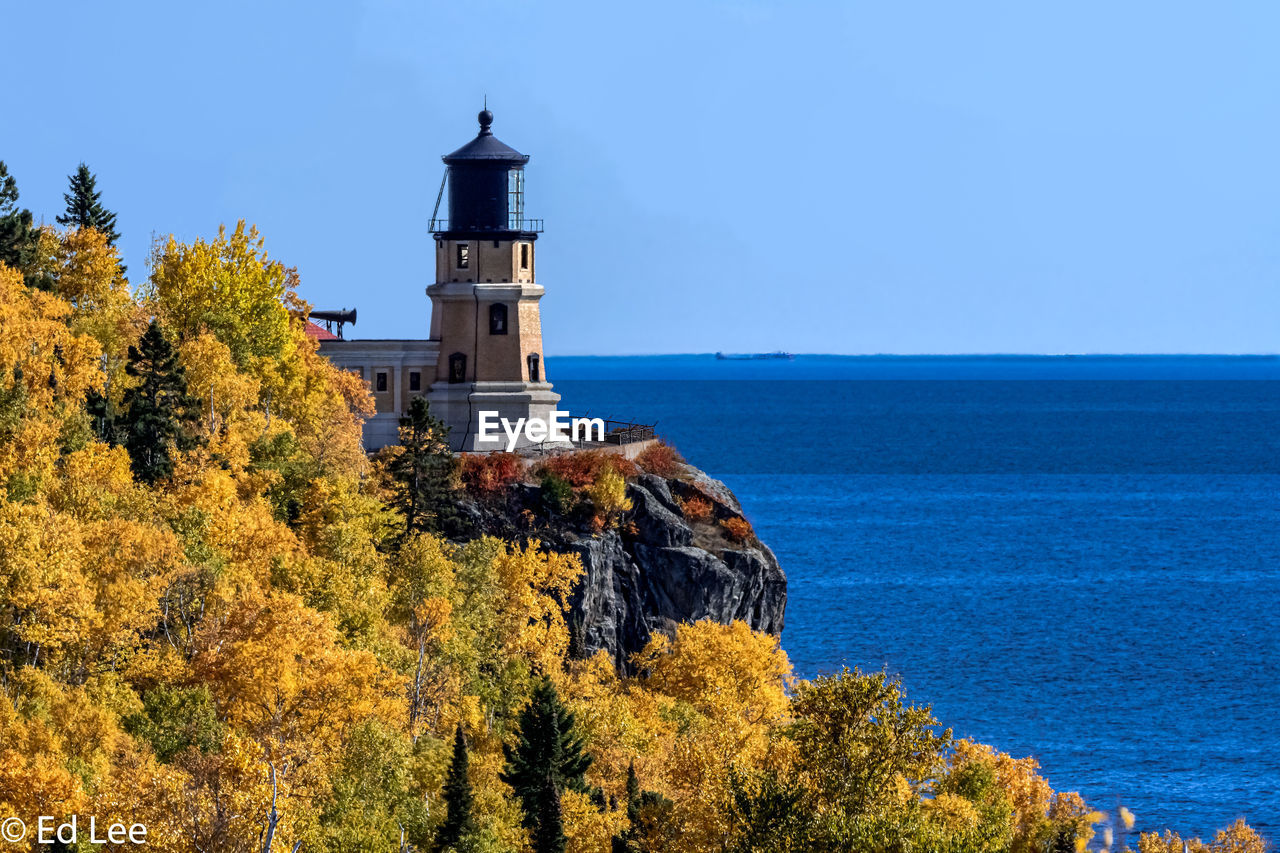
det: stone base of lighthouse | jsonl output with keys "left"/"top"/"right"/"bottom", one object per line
{"left": 426, "top": 381, "right": 566, "bottom": 452}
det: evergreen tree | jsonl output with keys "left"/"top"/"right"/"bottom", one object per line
{"left": 612, "top": 761, "right": 676, "bottom": 853}
{"left": 501, "top": 678, "right": 591, "bottom": 840}
{"left": 57, "top": 162, "right": 120, "bottom": 245}
{"left": 531, "top": 774, "right": 566, "bottom": 853}
{"left": 119, "top": 320, "right": 199, "bottom": 483}
{"left": 435, "top": 725, "right": 476, "bottom": 853}
{"left": 389, "top": 396, "right": 465, "bottom": 537}
{"left": 86, "top": 387, "right": 119, "bottom": 445}
{"left": 0, "top": 160, "right": 36, "bottom": 276}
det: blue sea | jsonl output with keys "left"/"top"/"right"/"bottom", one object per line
{"left": 548, "top": 355, "right": 1280, "bottom": 842}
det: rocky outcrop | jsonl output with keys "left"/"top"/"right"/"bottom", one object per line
{"left": 566, "top": 474, "right": 786, "bottom": 671}
{"left": 462, "top": 461, "right": 787, "bottom": 673}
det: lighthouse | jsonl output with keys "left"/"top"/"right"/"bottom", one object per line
{"left": 313, "top": 110, "right": 573, "bottom": 452}
{"left": 424, "top": 109, "right": 563, "bottom": 451}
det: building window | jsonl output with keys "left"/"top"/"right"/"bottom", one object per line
{"left": 375, "top": 371, "right": 387, "bottom": 392}
{"left": 492, "top": 240, "right": 500, "bottom": 248}
{"left": 489, "top": 303, "right": 508, "bottom": 335}
{"left": 527, "top": 353, "right": 540, "bottom": 383}
{"left": 448, "top": 353, "right": 467, "bottom": 384}
{"left": 520, "top": 243, "right": 530, "bottom": 270}
{"left": 456, "top": 243, "right": 469, "bottom": 269}
{"left": 409, "top": 371, "right": 421, "bottom": 391}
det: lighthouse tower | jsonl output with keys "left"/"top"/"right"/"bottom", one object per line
{"left": 424, "top": 109, "right": 562, "bottom": 451}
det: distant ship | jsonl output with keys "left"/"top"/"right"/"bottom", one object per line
{"left": 715, "top": 351, "right": 795, "bottom": 361}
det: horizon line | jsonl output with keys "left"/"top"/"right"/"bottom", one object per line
{"left": 542, "top": 352, "right": 1280, "bottom": 359}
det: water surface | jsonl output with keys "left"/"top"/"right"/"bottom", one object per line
{"left": 549, "top": 355, "right": 1280, "bottom": 839}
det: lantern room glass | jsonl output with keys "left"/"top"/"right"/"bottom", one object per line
{"left": 508, "top": 169, "right": 525, "bottom": 230}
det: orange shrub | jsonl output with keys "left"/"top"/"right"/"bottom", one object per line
{"left": 678, "top": 495, "right": 714, "bottom": 523}
{"left": 535, "top": 449, "right": 637, "bottom": 488}
{"left": 721, "top": 516, "right": 753, "bottom": 543}
{"left": 460, "top": 452, "right": 524, "bottom": 495}
{"left": 610, "top": 454, "right": 640, "bottom": 480}
{"left": 635, "top": 441, "right": 685, "bottom": 477}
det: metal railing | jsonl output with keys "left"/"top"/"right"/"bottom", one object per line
{"left": 428, "top": 217, "right": 544, "bottom": 233}
{"left": 601, "top": 420, "right": 656, "bottom": 445}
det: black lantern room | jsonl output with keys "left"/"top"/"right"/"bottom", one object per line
{"left": 431, "top": 109, "right": 542, "bottom": 239}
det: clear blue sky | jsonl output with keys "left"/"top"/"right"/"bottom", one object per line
{"left": 5, "top": 1, "right": 1278, "bottom": 354}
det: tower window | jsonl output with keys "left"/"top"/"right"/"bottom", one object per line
{"left": 375, "top": 371, "right": 388, "bottom": 392}
{"left": 489, "top": 303, "right": 508, "bottom": 335}
{"left": 409, "top": 371, "right": 421, "bottom": 391}
{"left": 527, "top": 353, "right": 541, "bottom": 383}
{"left": 520, "top": 243, "right": 530, "bottom": 270}
{"left": 456, "top": 244, "right": 469, "bottom": 269}
{"left": 448, "top": 353, "right": 467, "bottom": 384}
{"left": 493, "top": 240, "right": 500, "bottom": 248}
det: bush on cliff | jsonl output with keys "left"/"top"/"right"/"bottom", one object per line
{"left": 635, "top": 441, "right": 684, "bottom": 478}
{"left": 461, "top": 451, "right": 524, "bottom": 497}
{"left": 535, "top": 449, "right": 637, "bottom": 488}
{"left": 587, "top": 467, "right": 632, "bottom": 529}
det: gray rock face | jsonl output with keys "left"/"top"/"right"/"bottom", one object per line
{"left": 460, "top": 462, "right": 788, "bottom": 673}
{"left": 628, "top": 483, "right": 692, "bottom": 548}
{"left": 566, "top": 469, "right": 787, "bottom": 672}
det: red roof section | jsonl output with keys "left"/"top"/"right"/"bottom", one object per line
{"left": 305, "top": 321, "right": 339, "bottom": 341}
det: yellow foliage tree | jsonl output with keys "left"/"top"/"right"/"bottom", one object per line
{"left": 31, "top": 226, "right": 140, "bottom": 398}
{"left": 0, "top": 261, "right": 103, "bottom": 493}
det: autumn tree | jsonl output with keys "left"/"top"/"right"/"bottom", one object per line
{"left": 436, "top": 726, "right": 477, "bottom": 852}
{"left": 146, "top": 222, "right": 373, "bottom": 478}
{"left": 57, "top": 163, "right": 121, "bottom": 246}
{"left": 313, "top": 721, "right": 431, "bottom": 852}
{"left": 124, "top": 685, "right": 224, "bottom": 762}
{"left": 0, "top": 262, "right": 103, "bottom": 497}
{"left": 718, "top": 666, "right": 964, "bottom": 853}
{"left": 119, "top": 320, "right": 200, "bottom": 482}
{"left": 146, "top": 221, "right": 292, "bottom": 371}
{"left": 24, "top": 226, "right": 139, "bottom": 442}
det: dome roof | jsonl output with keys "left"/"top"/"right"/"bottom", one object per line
{"left": 443, "top": 110, "right": 529, "bottom": 165}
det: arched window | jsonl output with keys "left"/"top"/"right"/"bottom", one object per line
{"left": 489, "top": 303, "right": 508, "bottom": 335}
{"left": 527, "top": 353, "right": 541, "bottom": 383}
{"left": 448, "top": 352, "right": 467, "bottom": 384}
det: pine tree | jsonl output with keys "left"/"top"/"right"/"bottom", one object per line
{"left": 624, "top": 760, "right": 641, "bottom": 820}
{"left": 119, "top": 320, "right": 199, "bottom": 483}
{"left": 0, "top": 161, "right": 36, "bottom": 276}
{"left": 86, "top": 387, "right": 119, "bottom": 445}
{"left": 612, "top": 761, "right": 674, "bottom": 853}
{"left": 435, "top": 725, "right": 476, "bottom": 853}
{"left": 501, "top": 678, "right": 591, "bottom": 840}
{"left": 531, "top": 774, "right": 566, "bottom": 853}
{"left": 57, "top": 162, "right": 120, "bottom": 245}
{"left": 390, "top": 396, "right": 465, "bottom": 537}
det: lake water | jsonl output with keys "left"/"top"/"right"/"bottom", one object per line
{"left": 548, "top": 355, "right": 1280, "bottom": 841}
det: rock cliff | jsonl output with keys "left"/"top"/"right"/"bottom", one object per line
{"left": 460, "top": 463, "right": 787, "bottom": 672}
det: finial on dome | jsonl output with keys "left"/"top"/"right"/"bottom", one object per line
{"left": 478, "top": 98, "right": 493, "bottom": 136}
